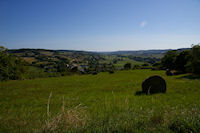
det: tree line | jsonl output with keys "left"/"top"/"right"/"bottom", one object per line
{"left": 0, "top": 46, "right": 26, "bottom": 81}
{"left": 1, "top": 44, "right": 200, "bottom": 81}
{"left": 161, "top": 44, "right": 200, "bottom": 74}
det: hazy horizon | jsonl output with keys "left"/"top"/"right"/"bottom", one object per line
{"left": 1, "top": 0, "right": 200, "bottom": 51}
{"left": 8, "top": 46, "right": 191, "bottom": 53}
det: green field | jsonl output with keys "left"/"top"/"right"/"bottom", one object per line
{"left": 0, "top": 70, "right": 200, "bottom": 132}
{"left": 99, "top": 55, "right": 143, "bottom": 68}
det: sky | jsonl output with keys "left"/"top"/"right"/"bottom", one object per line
{"left": 0, "top": 0, "right": 200, "bottom": 51}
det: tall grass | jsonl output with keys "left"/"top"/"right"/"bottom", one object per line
{"left": 0, "top": 70, "right": 200, "bottom": 132}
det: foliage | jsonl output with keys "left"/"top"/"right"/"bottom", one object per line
{"left": 133, "top": 64, "right": 141, "bottom": 69}
{"left": 124, "top": 63, "right": 132, "bottom": 70}
{"left": 128, "top": 56, "right": 160, "bottom": 64}
{"left": 161, "top": 50, "right": 177, "bottom": 70}
{"left": 0, "top": 46, "right": 26, "bottom": 81}
{"left": 174, "top": 50, "right": 191, "bottom": 72}
{"left": 191, "top": 45, "right": 200, "bottom": 74}
{"left": 161, "top": 44, "right": 200, "bottom": 75}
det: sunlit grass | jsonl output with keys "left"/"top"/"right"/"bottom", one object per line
{"left": 0, "top": 70, "right": 200, "bottom": 132}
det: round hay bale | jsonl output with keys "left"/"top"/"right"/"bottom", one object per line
{"left": 142, "top": 75, "right": 166, "bottom": 94}
{"left": 92, "top": 71, "right": 98, "bottom": 75}
{"left": 109, "top": 70, "right": 114, "bottom": 74}
{"left": 166, "top": 69, "right": 173, "bottom": 76}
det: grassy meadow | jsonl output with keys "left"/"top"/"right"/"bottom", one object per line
{"left": 0, "top": 70, "right": 200, "bottom": 132}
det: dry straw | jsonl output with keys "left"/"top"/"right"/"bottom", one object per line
{"left": 43, "top": 92, "right": 87, "bottom": 132}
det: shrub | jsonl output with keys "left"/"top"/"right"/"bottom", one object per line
{"left": 124, "top": 63, "right": 131, "bottom": 70}
{"left": 0, "top": 46, "right": 26, "bottom": 81}
{"left": 142, "top": 63, "right": 149, "bottom": 67}
{"left": 133, "top": 65, "right": 140, "bottom": 69}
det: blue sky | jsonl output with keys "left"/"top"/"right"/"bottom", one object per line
{"left": 0, "top": 0, "right": 200, "bottom": 51}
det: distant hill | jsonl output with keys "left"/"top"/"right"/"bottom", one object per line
{"left": 5, "top": 47, "right": 191, "bottom": 76}
{"left": 7, "top": 48, "right": 190, "bottom": 66}
{"left": 99, "top": 48, "right": 190, "bottom": 58}
{"left": 8, "top": 48, "right": 190, "bottom": 57}
{"left": 8, "top": 48, "right": 101, "bottom": 65}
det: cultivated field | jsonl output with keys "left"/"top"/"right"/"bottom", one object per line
{"left": 0, "top": 70, "right": 200, "bottom": 132}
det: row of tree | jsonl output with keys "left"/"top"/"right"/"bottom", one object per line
{"left": 1, "top": 44, "right": 200, "bottom": 81}
{"left": 0, "top": 46, "right": 26, "bottom": 81}
{"left": 0, "top": 46, "right": 116, "bottom": 81}
{"left": 161, "top": 45, "right": 200, "bottom": 74}
{"left": 123, "top": 62, "right": 152, "bottom": 70}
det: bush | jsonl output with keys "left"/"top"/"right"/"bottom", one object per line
{"left": 142, "top": 63, "right": 149, "bottom": 67}
{"left": 152, "top": 62, "right": 162, "bottom": 70}
{"left": 0, "top": 46, "right": 26, "bottom": 81}
{"left": 124, "top": 63, "right": 131, "bottom": 70}
{"left": 133, "top": 65, "right": 140, "bottom": 69}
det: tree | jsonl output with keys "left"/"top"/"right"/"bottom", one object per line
{"left": 160, "top": 44, "right": 200, "bottom": 75}
{"left": 142, "top": 63, "right": 149, "bottom": 67}
{"left": 0, "top": 46, "right": 26, "bottom": 81}
{"left": 124, "top": 63, "right": 131, "bottom": 70}
{"left": 161, "top": 50, "right": 177, "bottom": 70}
{"left": 191, "top": 45, "right": 200, "bottom": 74}
{"left": 174, "top": 50, "right": 191, "bottom": 72}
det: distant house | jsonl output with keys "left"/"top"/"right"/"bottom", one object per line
{"left": 77, "top": 66, "right": 85, "bottom": 74}
{"left": 80, "top": 65, "right": 89, "bottom": 69}
{"left": 78, "top": 65, "right": 89, "bottom": 74}
{"left": 69, "top": 64, "right": 88, "bottom": 74}
{"left": 70, "top": 64, "right": 78, "bottom": 71}
{"left": 116, "top": 67, "right": 123, "bottom": 71}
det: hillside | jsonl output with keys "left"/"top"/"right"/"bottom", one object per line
{"left": 0, "top": 70, "right": 200, "bottom": 132}
{"left": 8, "top": 48, "right": 101, "bottom": 64}
{"left": 5, "top": 48, "right": 190, "bottom": 78}
{"left": 8, "top": 48, "right": 189, "bottom": 65}
{"left": 99, "top": 48, "right": 190, "bottom": 58}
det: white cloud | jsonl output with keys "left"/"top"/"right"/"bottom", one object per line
{"left": 140, "top": 20, "right": 147, "bottom": 28}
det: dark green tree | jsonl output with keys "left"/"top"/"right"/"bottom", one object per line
{"left": 175, "top": 50, "right": 191, "bottom": 72}
{"left": 161, "top": 50, "right": 177, "bottom": 70}
{"left": 191, "top": 45, "right": 200, "bottom": 74}
{"left": 0, "top": 46, "right": 26, "bottom": 81}
{"left": 124, "top": 63, "right": 131, "bottom": 70}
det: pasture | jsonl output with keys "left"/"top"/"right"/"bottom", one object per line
{"left": 0, "top": 70, "right": 200, "bottom": 132}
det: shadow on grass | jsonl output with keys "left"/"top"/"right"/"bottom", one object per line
{"left": 135, "top": 91, "right": 145, "bottom": 96}
{"left": 135, "top": 91, "right": 167, "bottom": 96}
{"left": 178, "top": 74, "right": 200, "bottom": 80}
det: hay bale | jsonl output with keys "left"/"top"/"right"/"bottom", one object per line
{"left": 166, "top": 69, "right": 173, "bottom": 76}
{"left": 109, "top": 70, "right": 114, "bottom": 74}
{"left": 171, "top": 70, "right": 183, "bottom": 75}
{"left": 92, "top": 71, "right": 98, "bottom": 75}
{"left": 142, "top": 75, "right": 166, "bottom": 94}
